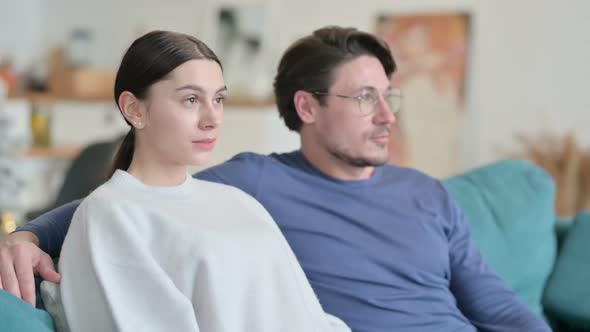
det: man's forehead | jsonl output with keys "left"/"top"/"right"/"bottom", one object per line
{"left": 330, "top": 55, "right": 390, "bottom": 91}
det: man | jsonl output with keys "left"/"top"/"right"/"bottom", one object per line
{"left": 0, "top": 26, "right": 550, "bottom": 331}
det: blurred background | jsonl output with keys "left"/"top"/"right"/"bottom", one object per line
{"left": 0, "top": 0, "right": 589, "bottom": 232}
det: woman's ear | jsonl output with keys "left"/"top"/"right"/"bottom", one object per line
{"left": 293, "top": 90, "right": 319, "bottom": 125}
{"left": 118, "top": 91, "right": 146, "bottom": 129}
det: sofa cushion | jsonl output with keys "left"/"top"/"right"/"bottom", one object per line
{"left": 443, "top": 159, "right": 557, "bottom": 317}
{"left": 0, "top": 289, "right": 55, "bottom": 332}
{"left": 543, "top": 211, "right": 590, "bottom": 328}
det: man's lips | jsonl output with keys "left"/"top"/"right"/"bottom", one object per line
{"left": 370, "top": 128, "right": 391, "bottom": 144}
{"left": 371, "top": 135, "right": 390, "bottom": 144}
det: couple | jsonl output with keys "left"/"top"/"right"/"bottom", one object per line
{"left": 0, "top": 26, "right": 550, "bottom": 332}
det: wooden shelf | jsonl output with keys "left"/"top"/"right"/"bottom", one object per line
{"left": 8, "top": 91, "right": 112, "bottom": 104}
{"left": 8, "top": 91, "right": 275, "bottom": 108}
{"left": 22, "top": 145, "right": 81, "bottom": 159}
{"left": 225, "top": 96, "right": 275, "bottom": 108}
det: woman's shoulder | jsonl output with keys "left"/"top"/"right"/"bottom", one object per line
{"left": 191, "top": 177, "right": 251, "bottom": 199}
{"left": 191, "top": 178, "right": 266, "bottom": 212}
{"left": 77, "top": 179, "right": 129, "bottom": 212}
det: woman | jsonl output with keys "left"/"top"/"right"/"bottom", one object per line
{"left": 54, "top": 31, "right": 349, "bottom": 332}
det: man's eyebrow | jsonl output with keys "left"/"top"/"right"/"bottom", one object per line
{"left": 355, "top": 85, "right": 393, "bottom": 93}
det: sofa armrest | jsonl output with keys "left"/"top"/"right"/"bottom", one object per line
{"left": 543, "top": 211, "right": 590, "bottom": 329}
{"left": 0, "top": 289, "right": 55, "bottom": 331}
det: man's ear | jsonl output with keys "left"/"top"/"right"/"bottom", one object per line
{"left": 118, "top": 91, "right": 146, "bottom": 129}
{"left": 293, "top": 90, "right": 319, "bottom": 125}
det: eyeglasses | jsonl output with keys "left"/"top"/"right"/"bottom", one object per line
{"left": 311, "top": 87, "right": 402, "bottom": 116}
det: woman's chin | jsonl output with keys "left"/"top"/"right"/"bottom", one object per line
{"left": 188, "top": 154, "right": 213, "bottom": 167}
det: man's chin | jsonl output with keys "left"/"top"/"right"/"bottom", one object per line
{"left": 365, "top": 156, "right": 388, "bottom": 167}
{"left": 336, "top": 152, "right": 389, "bottom": 168}
{"left": 361, "top": 148, "right": 389, "bottom": 166}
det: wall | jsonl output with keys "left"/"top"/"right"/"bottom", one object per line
{"left": 474, "top": 0, "right": 590, "bottom": 165}
{"left": 273, "top": 0, "right": 590, "bottom": 171}
{"left": 0, "top": 0, "right": 45, "bottom": 71}
{"left": 2, "top": 0, "right": 590, "bottom": 174}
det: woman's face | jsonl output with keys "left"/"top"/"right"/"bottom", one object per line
{"left": 138, "top": 59, "right": 226, "bottom": 167}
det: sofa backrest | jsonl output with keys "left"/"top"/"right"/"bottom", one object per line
{"left": 443, "top": 159, "right": 557, "bottom": 317}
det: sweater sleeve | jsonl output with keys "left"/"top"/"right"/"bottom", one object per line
{"left": 446, "top": 193, "right": 551, "bottom": 332}
{"left": 58, "top": 195, "right": 200, "bottom": 332}
{"left": 15, "top": 200, "right": 80, "bottom": 257}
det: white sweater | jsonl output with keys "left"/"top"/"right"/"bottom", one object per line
{"left": 58, "top": 170, "right": 349, "bottom": 332}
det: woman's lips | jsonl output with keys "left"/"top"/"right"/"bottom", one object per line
{"left": 192, "top": 138, "right": 216, "bottom": 151}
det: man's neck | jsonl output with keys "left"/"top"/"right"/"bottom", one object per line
{"left": 300, "top": 143, "right": 375, "bottom": 181}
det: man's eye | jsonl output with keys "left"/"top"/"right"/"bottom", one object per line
{"left": 214, "top": 96, "right": 226, "bottom": 104}
{"left": 359, "top": 93, "right": 374, "bottom": 102}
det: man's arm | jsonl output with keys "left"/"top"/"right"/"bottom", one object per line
{"left": 14, "top": 200, "right": 80, "bottom": 257}
{"left": 0, "top": 200, "right": 80, "bottom": 305}
{"left": 446, "top": 196, "right": 551, "bottom": 331}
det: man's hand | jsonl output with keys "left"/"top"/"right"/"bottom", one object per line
{"left": 0, "top": 231, "right": 61, "bottom": 306}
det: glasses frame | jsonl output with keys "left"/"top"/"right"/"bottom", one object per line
{"left": 311, "top": 88, "right": 402, "bottom": 115}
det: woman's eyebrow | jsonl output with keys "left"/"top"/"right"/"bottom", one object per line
{"left": 175, "top": 84, "right": 205, "bottom": 92}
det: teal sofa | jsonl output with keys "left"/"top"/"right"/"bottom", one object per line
{"left": 444, "top": 160, "right": 590, "bottom": 331}
{"left": 1, "top": 159, "right": 589, "bottom": 331}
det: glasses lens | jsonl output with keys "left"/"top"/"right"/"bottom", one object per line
{"left": 385, "top": 90, "right": 402, "bottom": 113}
{"left": 359, "top": 92, "right": 377, "bottom": 115}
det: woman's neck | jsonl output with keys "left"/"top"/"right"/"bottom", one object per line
{"left": 126, "top": 146, "right": 188, "bottom": 187}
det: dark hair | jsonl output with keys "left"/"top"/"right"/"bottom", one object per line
{"left": 273, "top": 26, "right": 396, "bottom": 132}
{"left": 110, "top": 30, "right": 222, "bottom": 177}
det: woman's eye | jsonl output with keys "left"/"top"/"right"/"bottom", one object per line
{"left": 184, "top": 96, "right": 199, "bottom": 105}
{"left": 214, "top": 96, "right": 226, "bottom": 104}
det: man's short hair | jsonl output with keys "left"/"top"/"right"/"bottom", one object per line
{"left": 273, "top": 26, "right": 396, "bottom": 132}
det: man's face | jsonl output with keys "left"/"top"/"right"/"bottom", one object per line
{"left": 312, "top": 55, "right": 396, "bottom": 167}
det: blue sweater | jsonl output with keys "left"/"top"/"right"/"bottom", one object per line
{"left": 20, "top": 151, "right": 550, "bottom": 332}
